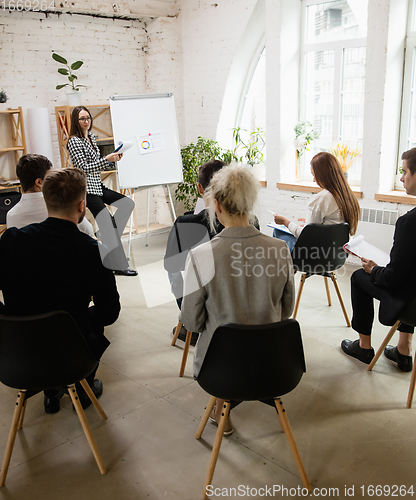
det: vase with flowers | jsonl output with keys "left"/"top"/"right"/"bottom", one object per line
{"left": 294, "top": 121, "right": 319, "bottom": 178}
{"left": 330, "top": 143, "right": 361, "bottom": 179}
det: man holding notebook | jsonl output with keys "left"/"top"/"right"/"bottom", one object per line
{"left": 341, "top": 148, "right": 416, "bottom": 371}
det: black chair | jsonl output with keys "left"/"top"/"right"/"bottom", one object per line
{"left": 291, "top": 223, "right": 351, "bottom": 326}
{"left": 195, "top": 320, "right": 311, "bottom": 499}
{"left": 367, "top": 296, "right": 416, "bottom": 408}
{"left": 0, "top": 311, "right": 108, "bottom": 487}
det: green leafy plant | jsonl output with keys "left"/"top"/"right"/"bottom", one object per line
{"left": 52, "top": 53, "right": 86, "bottom": 91}
{"left": 0, "top": 90, "right": 7, "bottom": 103}
{"left": 175, "top": 137, "right": 231, "bottom": 211}
{"left": 225, "top": 127, "right": 266, "bottom": 166}
{"left": 294, "top": 120, "right": 319, "bottom": 157}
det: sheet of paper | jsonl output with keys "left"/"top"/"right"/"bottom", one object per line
{"left": 267, "top": 222, "right": 293, "bottom": 235}
{"left": 114, "top": 141, "right": 134, "bottom": 154}
{"left": 136, "top": 131, "right": 167, "bottom": 155}
{"left": 343, "top": 235, "right": 390, "bottom": 267}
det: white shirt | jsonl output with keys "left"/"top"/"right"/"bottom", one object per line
{"left": 288, "top": 189, "right": 344, "bottom": 238}
{"left": 6, "top": 192, "right": 94, "bottom": 237}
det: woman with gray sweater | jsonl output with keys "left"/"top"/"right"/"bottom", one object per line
{"left": 180, "top": 165, "right": 295, "bottom": 435}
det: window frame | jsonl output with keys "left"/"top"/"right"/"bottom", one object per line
{"left": 299, "top": 0, "right": 367, "bottom": 183}
{"left": 397, "top": 0, "right": 416, "bottom": 189}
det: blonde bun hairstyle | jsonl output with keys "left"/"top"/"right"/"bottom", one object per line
{"left": 205, "top": 164, "right": 259, "bottom": 232}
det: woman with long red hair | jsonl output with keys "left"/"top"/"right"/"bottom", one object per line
{"left": 273, "top": 152, "right": 360, "bottom": 251}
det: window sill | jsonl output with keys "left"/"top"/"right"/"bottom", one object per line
{"left": 276, "top": 181, "right": 363, "bottom": 199}
{"left": 375, "top": 191, "right": 416, "bottom": 205}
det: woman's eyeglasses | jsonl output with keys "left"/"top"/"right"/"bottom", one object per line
{"left": 79, "top": 117, "right": 91, "bottom": 122}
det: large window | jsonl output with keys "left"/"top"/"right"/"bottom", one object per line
{"left": 300, "top": 0, "right": 368, "bottom": 184}
{"left": 398, "top": 0, "right": 416, "bottom": 189}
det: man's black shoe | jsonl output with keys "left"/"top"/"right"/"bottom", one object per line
{"left": 172, "top": 325, "right": 199, "bottom": 346}
{"left": 74, "top": 379, "right": 103, "bottom": 410}
{"left": 44, "top": 391, "right": 65, "bottom": 414}
{"left": 384, "top": 345, "right": 413, "bottom": 372}
{"left": 114, "top": 267, "right": 138, "bottom": 277}
{"left": 341, "top": 339, "right": 374, "bottom": 364}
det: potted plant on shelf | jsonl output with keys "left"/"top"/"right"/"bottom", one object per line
{"left": 52, "top": 53, "right": 86, "bottom": 107}
{"left": 175, "top": 137, "right": 231, "bottom": 212}
{"left": 331, "top": 143, "right": 361, "bottom": 179}
{"left": 0, "top": 90, "right": 8, "bottom": 110}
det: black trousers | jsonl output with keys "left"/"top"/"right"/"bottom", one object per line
{"left": 87, "top": 186, "right": 134, "bottom": 271}
{"left": 351, "top": 268, "right": 413, "bottom": 336}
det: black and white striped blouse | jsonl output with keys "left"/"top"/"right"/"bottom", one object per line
{"left": 68, "top": 132, "right": 114, "bottom": 196}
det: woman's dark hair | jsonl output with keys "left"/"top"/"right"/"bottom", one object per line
{"left": 311, "top": 152, "right": 360, "bottom": 235}
{"left": 69, "top": 106, "right": 93, "bottom": 139}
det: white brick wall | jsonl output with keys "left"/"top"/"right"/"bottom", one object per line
{"left": 0, "top": 9, "right": 183, "bottom": 225}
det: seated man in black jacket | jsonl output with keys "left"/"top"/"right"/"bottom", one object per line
{"left": 164, "top": 160, "right": 226, "bottom": 344}
{"left": 0, "top": 168, "right": 120, "bottom": 412}
{"left": 341, "top": 148, "right": 416, "bottom": 371}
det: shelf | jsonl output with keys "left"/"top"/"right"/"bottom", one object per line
{"left": 276, "top": 181, "right": 363, "bottom": 199}
{"left": 0, "top": 107, "right": 27, "bottom": 171}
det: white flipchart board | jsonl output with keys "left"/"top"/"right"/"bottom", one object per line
{"left": 109, "top": 94, "right": 183, "bottom": 189}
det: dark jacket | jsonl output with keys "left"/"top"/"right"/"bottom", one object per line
{"left": 0, "top": 217, "right": 120, "bottom": 358}
{"left": 371, "top": 207, "right": 416, "bottom": 325}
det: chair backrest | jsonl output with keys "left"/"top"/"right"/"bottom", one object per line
{"left": 291, "top": 223, "right": 350, "bottom": 275}
{"left": 399, "top": 295, "right": 416, "bottom": 327}
{"left": 196, "top": 319, "right": 306, "bottom": 401}
{"left": 0, "top": 311, "right": 98, "bottom": 391}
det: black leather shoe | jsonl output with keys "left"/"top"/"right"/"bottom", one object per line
{"left": 44, "top": 391, "right": 65, "bottom": 414}
{"left": 77, "top": 379, "right": 103, "bottom": 410}
{"left": 341, "top": 339, "right": 374, "bottom": 364}
{"left": 384, "top": 345, "right": 413, "bottom": 372}
{"left": 114, "top": 267, "right": 138, "bottom": 276}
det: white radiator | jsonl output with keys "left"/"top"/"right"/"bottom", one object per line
{"left": 347, "top": 208, "right": 397, "bottom": 265}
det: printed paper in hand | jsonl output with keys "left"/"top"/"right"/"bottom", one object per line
{"left": 114, "top": 141, "right": 134, "bottom": 154}
{"left": 343, "top": 235, "right": 390, "bottom": 267}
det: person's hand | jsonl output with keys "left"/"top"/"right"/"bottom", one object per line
{"left": 273, "top": 213, "right": 290, "bottom": 227}
{"left": 105, "top": 152, "right": 124, "bottom": 163}
{"left": 361, "top": 257, "right": 377, "bottom": 274}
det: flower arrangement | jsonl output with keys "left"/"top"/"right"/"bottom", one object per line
{"left": 331, "top": 143, "right": 362, "bottom": 173}
{"left": 294, "top": 120, "right": 319, "bottom": 157}
{"left": 0, "top": 90, "right": 7, "bottom": 103}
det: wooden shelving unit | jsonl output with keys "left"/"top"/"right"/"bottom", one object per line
{"left": 0, "top": 107, "right": 26, "bottom": 187}
{"left": 55, "top": 104, "right": 113, "bottom": 169}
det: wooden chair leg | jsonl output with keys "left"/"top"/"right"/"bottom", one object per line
{"left": 171, "top": 321, "right": 182, "bottom": 346}
{"left": 0, "top": 391, "right": 26, "bottom": 487}
{"left": 367, "top": 321, "right": 400, "bottom": 371}
{"left": 179, "top": 331, "right": 192, "bottom": 377}
{"left": 293, "top": 274, "right": 306, "bottom": 319}
{"left": 67, "top": 386, "right": 107, "bottom": 475}
{"left": 323, "top": 276, "right": 332, "bottom": 306}
{"left": 274, "top": 398, "right": 311, "bottom": 493}
{"left": 407, "top": 353, "right": 416, "bottom": 409}
{"left": 17, "top": 399, "right": 27, "bottom": 430}
{"left": 330, "top": 272, "right": 351, "bottom": 327}
{"left": 201, "top": 401, "right": 231, "bottom": 500}
{"left": 196, "top": 396, "right": 217, "bottom": 439}
{"left": 79, "top": 379, "right": 108, "bottom": 420}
